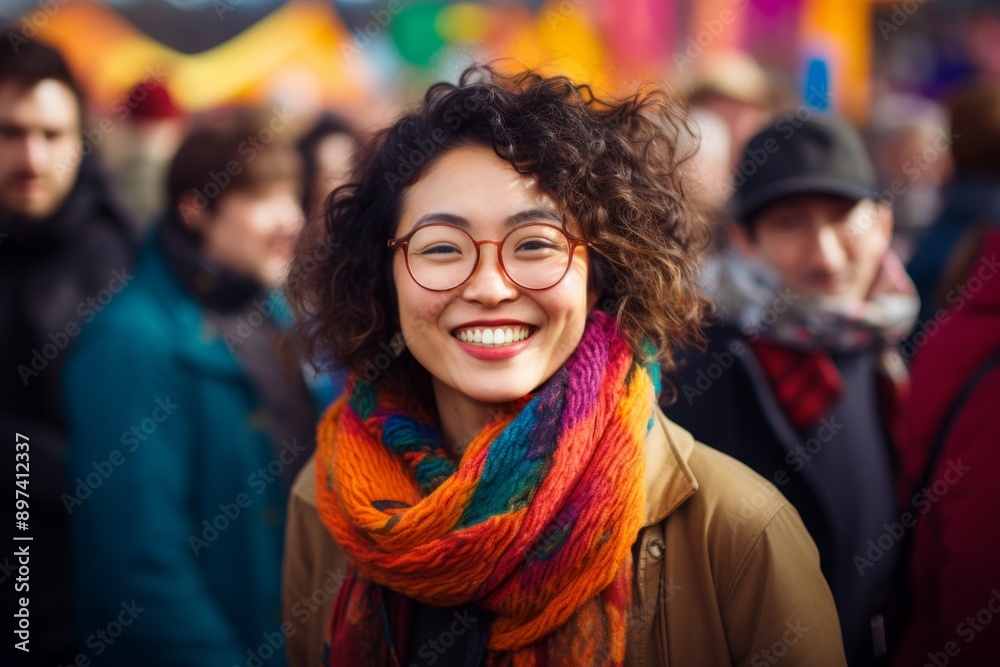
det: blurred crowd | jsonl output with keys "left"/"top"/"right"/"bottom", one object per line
{"left": 2, "top": 30, "right": 999, "bottom": 667}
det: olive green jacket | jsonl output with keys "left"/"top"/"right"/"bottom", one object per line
{"left": 282, "top": 410, "right": 848, "bottom": 666}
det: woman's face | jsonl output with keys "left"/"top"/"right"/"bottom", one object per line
{"left": 393, "top": 144, "right": 594, "bottom": 405}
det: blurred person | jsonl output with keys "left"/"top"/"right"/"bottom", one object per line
{"left": 965, "top": 8, "right": 1000, "bottom": 80}
{"left": 664, "top": 116, "right": 919, "bottom": 666}
{"left": 684, "top": 52, "right": 774, "bottom": 253}
{"left": 295, "top": 112, "right": 356, "bottom": 224}
{"left": 687, "top": 51, "right": 773, "bottom": 171}
{"left": 908, "top": 83, "right": 1000, "bottom": 323}
{"left": 0, "top": 39, "right": 136, "bottom": 666}
{"left": 62, "top": 113, "right": 318, "bottom": 666}
{"left": 107, "top": 80, "right": 187, "bottom": 233}
{"left": 891, "top": 219, "right": 1000, "bottom": 667}
{"left": 682, "top": 107, "right": 736, "bottom": 251}
{"left": 869, "top": 94, "right": 951, "bottom": 262}
{"left": 293, "top": 114, "right": 357, "bottom": 402}
{"left": 281, "top": 66, "right": 846, "bottom": 667}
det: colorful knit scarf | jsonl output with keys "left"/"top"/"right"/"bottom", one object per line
{"left": 315, "top": 310, "right": 655, "bottom": 666}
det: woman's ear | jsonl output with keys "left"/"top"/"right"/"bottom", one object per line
{"left": 587, "top": 252, "right": 608, "bottom": 312}
{"left": 587, "top": 288, "right": 601, "bottom": 312}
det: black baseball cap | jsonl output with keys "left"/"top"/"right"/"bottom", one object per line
{"left": 731, "top": 114, "right": 878, "bottom": 223}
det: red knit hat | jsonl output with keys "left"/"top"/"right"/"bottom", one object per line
{"left": 129, "top": 81, "right": 182, "bottom": 120}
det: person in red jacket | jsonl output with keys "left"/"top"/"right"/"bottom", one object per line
{"left": 892, "top": 220, "right": 1000, "bottom": 666}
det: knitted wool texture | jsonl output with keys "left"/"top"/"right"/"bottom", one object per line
{"left": 315, "top": 310, "right": 654, "bottom": 665}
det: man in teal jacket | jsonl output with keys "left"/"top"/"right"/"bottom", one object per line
{"left": 62, "top": 112, "right": 325, "bottom": 666}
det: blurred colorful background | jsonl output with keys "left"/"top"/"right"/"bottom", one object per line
{"left": 3, "top": 0, "right": 998, "bottom": 250}
{"left": 3, "top": 0, "right": 996, "bottom": 125}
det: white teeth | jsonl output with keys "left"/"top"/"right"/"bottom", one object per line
{"left": 454, "top": 325, "right": 532, "bottom": 347}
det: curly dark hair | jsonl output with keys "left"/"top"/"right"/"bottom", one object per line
{"left": 286, "top": 65, "right": 711, "bottom": 400}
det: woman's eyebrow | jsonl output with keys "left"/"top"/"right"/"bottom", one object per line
{"left": 504, "top": 208, "right": 563, "bottom": 228}
{"left": 410, "top": 208, "right": 564, "bottom": 232}
{"left": 411, "top": 212, "right": 469, "bottom": 229}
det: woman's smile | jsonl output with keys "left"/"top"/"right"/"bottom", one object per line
{"left": 451, "top": 321, "right": 538, "bottom": 360}
{"left": 453, "top": 324, "right": 534, "bottom": 347}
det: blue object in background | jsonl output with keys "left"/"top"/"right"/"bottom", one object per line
{"left": 803, "top": 56, "right": 830, "bottom": 110}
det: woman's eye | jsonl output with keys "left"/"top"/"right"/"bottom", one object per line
{"left": 516, "top": 240, "right": 556, "bottom": 252}
{"left": 418, "top": 244, "right": 462, "bottom": 255}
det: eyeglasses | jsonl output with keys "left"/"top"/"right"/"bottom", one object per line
{"left": 387, "top": 223, "right": 588, "bottom": 291}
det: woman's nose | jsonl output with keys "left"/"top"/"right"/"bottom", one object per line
{"left": 459, "top": 243, "right": 519, "bottom": 305}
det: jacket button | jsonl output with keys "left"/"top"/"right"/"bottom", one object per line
{"left": 647, "top": 537, "right": 665, "bottom": 560}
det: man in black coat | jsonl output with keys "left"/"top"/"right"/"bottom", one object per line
{"left": 664, "top": 116, "right": 918, "bottom": 666}
{"left": 0, "top": 40, "right": 136, "bottom": 666}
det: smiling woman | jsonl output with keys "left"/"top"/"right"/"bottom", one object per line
{"left": 282, "top": 65, "right": 848, "bottom": 667}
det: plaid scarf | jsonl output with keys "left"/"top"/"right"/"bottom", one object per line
{"left": 705, "top": 251, "right": 917, "bottom": 431}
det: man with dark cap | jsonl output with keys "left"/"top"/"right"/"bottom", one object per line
{"left": 664, "top": 115, "right": 919, "bottom": 666}
{"left": 0, "top": 39, "right": 135, "bottom": 666}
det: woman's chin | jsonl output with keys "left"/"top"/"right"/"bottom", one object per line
{"left": 450, "top": 376, "right": 537, "bottom": 406}
{"left": 464, "top": 388, "right": 530, "bottom": 405}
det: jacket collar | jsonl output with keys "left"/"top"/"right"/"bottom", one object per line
{"left": 642, "top": 409, "right": 699, "bottom": 526}
{"left": 157, "top": 216, "right": 265, "bottom": 314}
{"left": 136, "top": 236, "right": 246, "bottom": 379}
